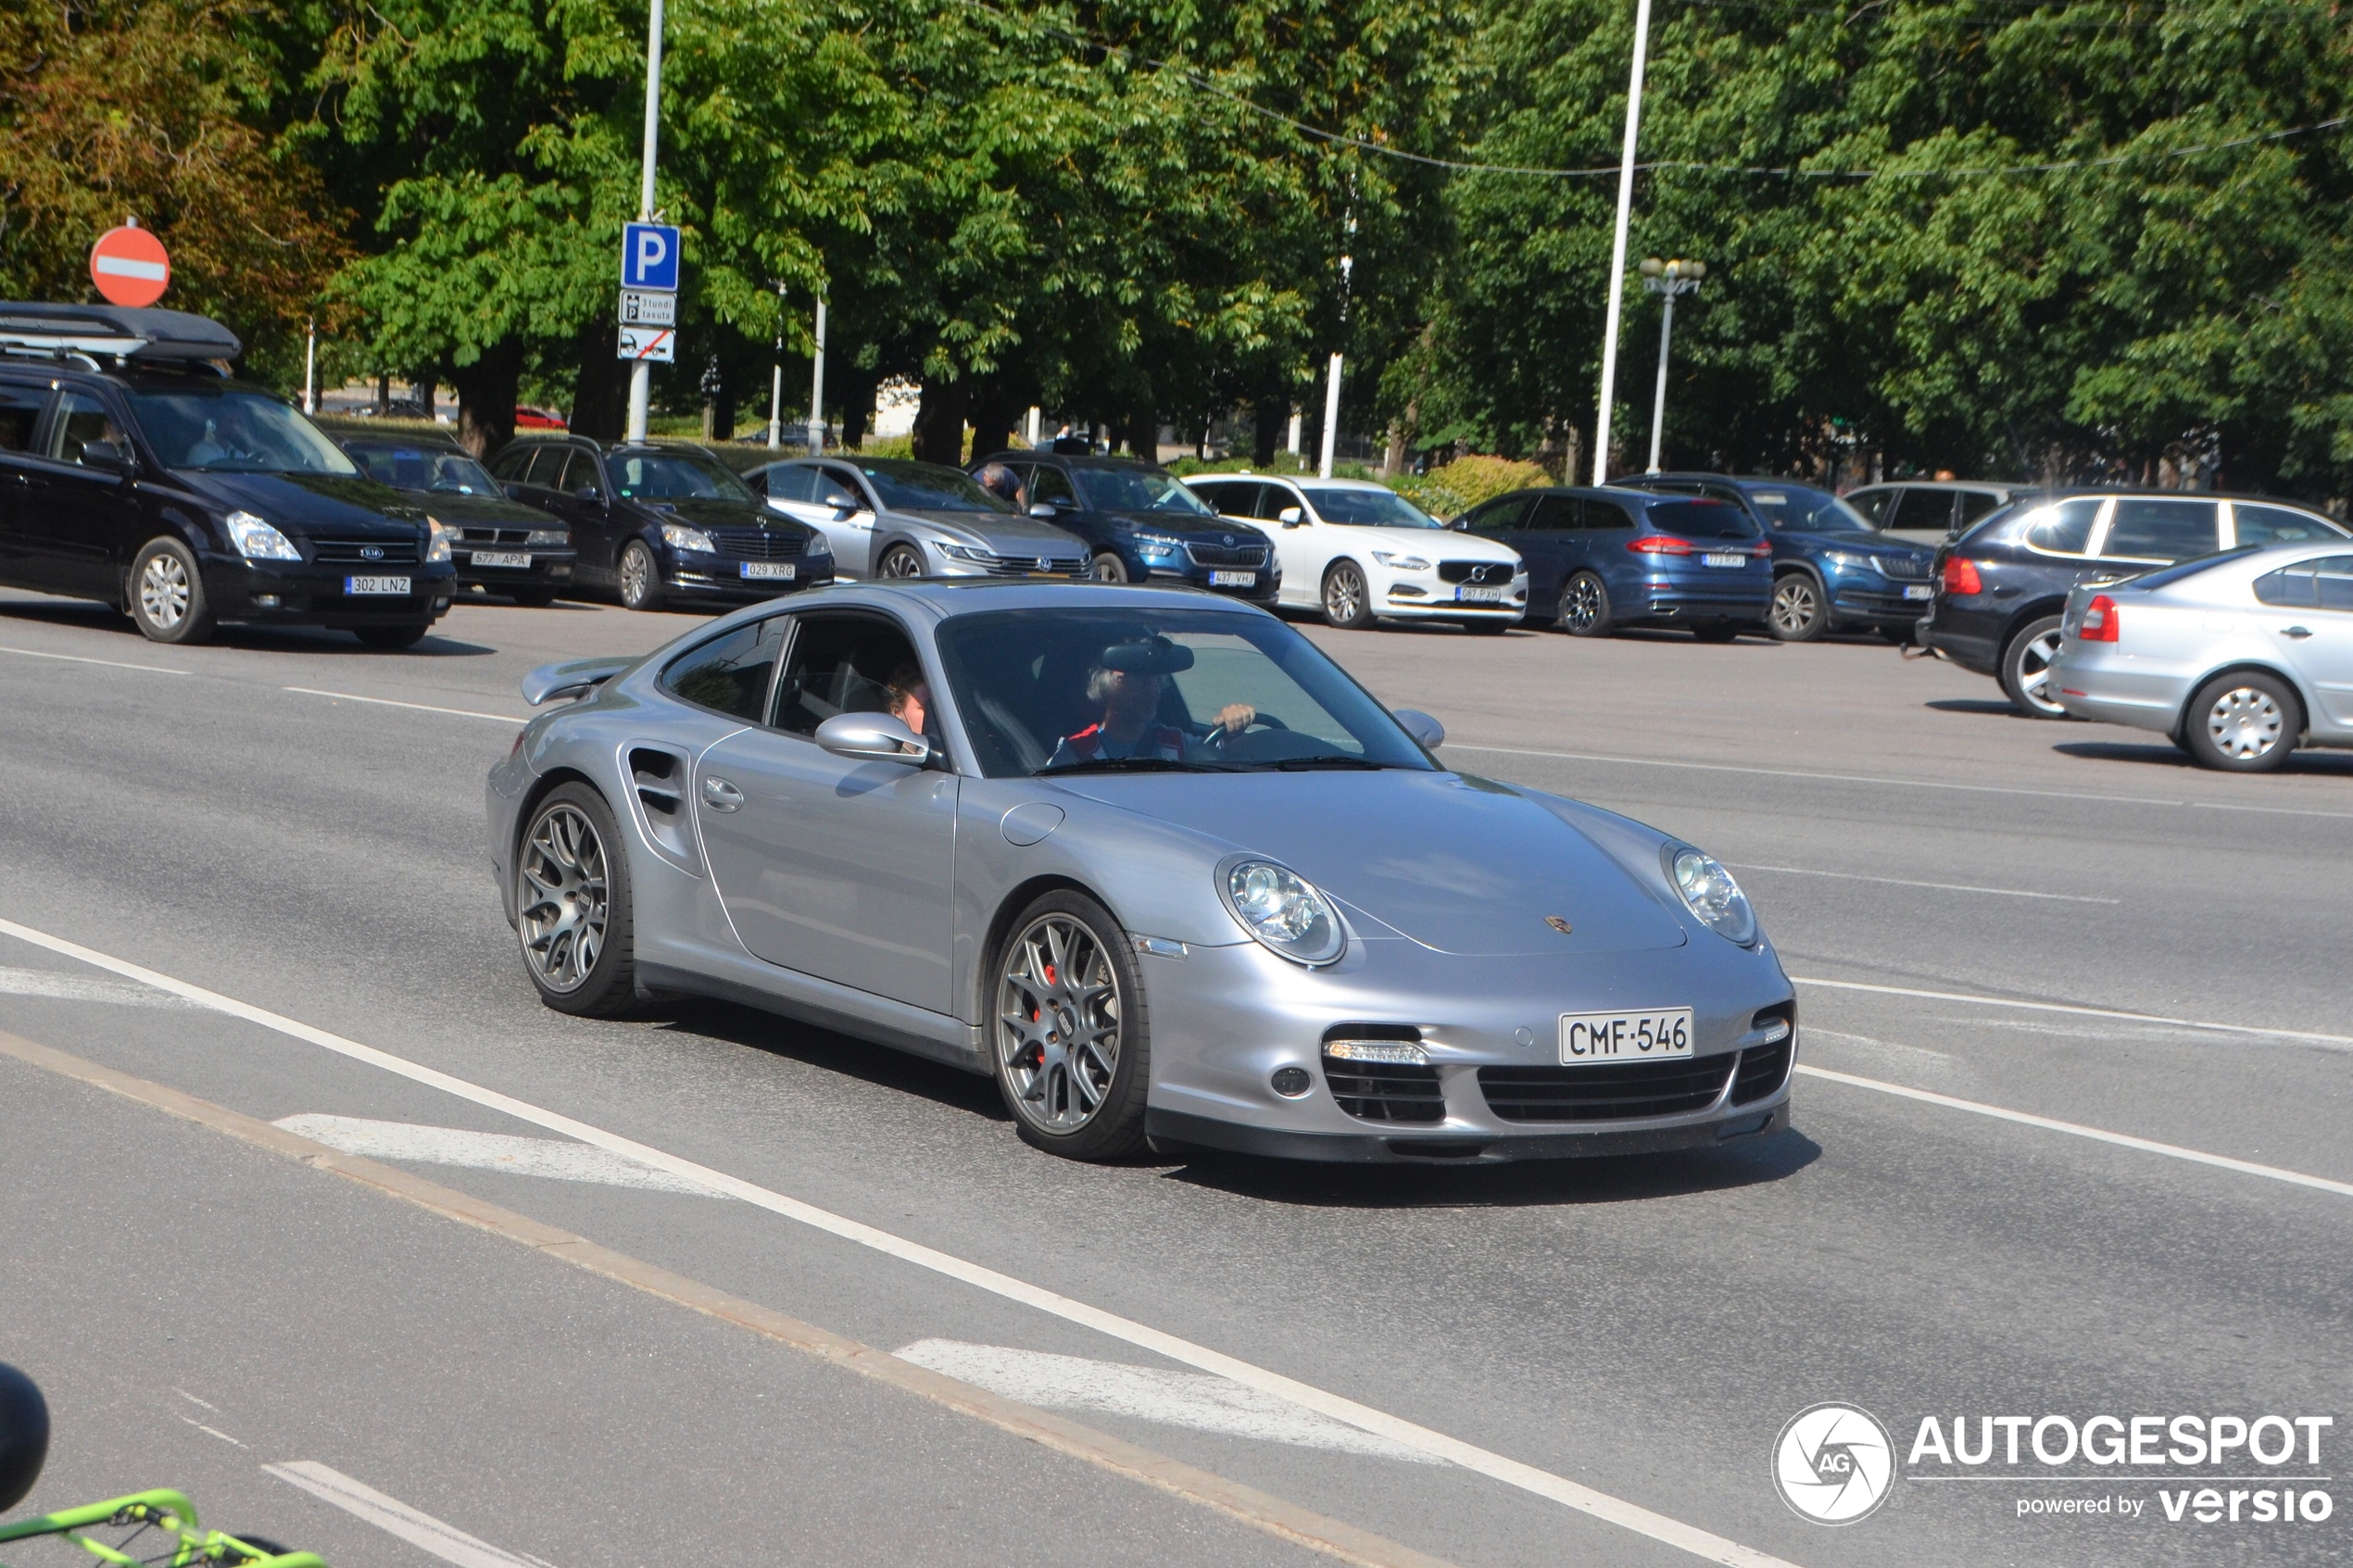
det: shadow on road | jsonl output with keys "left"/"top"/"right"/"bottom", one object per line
{"left": 1922, "top": 697, "right": 2024, "bottom": 715}
{"left": 659, "top": 998, "right": 1011, "bottom": 1123}
{"left": 0, "top": 594, "right": 497, "bottom": 656}
{"left": 2054, "top": 739, "right": 2353, "bottom": 776}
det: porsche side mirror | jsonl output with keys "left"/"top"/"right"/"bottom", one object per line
{"left": 1392, "top": 709, "right": 1445, "bottom": 750}
{"left": 815, "top": 711, "right": 932, "bottom": 767}
{"left": 1277, "top": 506, "right": 1303, "bottom": 526}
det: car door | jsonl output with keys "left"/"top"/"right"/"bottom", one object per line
{"left": 696, "top": 608, "right": 958, "bottom": 1014}
{"left": 1580, "top": 493, "right": 1641, "bottom": 601}
{"left": 1023, "top": 463, "right": 1093, "bottom": 551}
{"left": 812, "top": 463, "right": 880, "bottom": 573}
{"left": 19, "top": 386, "right": 138, "bottom": 597}
{"left": 1252, "top": 481, "right": 1332, "bottom": 605}
{"left": 1508, "top": 494, "right": 1580, "bottom": 604}
{"left": 0, "top": 377, "right": 49, "bottom": 583}
{"left": 2255, "top": 554, "right": 2353, "bottom": 733}
{"left": 548, "top": 449, "right": 620, "bottom": 575}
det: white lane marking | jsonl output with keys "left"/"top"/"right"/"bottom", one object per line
{"left": 895, "top": 1340, "right": 1440, "bottom": 1463}
{"left": 172, "top": 1387, "right": 220, "bottom": 1411}
{"left": 0, "top": 965, "right": 195, "bottom": 1008}
{"left": 282, "top": 687, "right": 523, "bottom": 724}
{"left": 0, "top": 643, "right": 189, "bottom": 676}
{"left": 1732, "top": 863, "right": 2118, "bottom": 904}
{"left": 272, "top": 1114, "right": 718, "bottom": 1196}
{"left": 1791, "top": 975, "right": 2353, "bottom": 1050}
{"left": 0, "top": 915, "right": 1799, "bottom": 1568}
{"left": 177, "top": 1415, "right": 246, "bottom": 1447}
{"left": 264, "top": 1461, "right": 548, "bottom": 1568}
{"left": 1450, "top": 742, "right": 2353, "bottom": 822}
{"left": 1795, "top": 1065, "right": 2353, "bottom": 1198}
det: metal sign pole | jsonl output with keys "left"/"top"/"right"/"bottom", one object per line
{"left": 1592, "top": 0, "right": 1654, "bottom": 485}
{"left": 624, "top": 0, "right": 666, "bottom": 443}
{"left": 303, "top": 318, "right": 317, "bottom": 415}
{"left": 767, "top": 282, "right": 785, "bottom": 448}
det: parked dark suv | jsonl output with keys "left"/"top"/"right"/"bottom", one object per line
{"left": 967, "top": 450, "right": 1278, "bottom": 602}
{"left": 1921, "top": 491, "right": 2349, "bottom": 716}
{"left": 489, "top": 435, "right": 832, "bottom": 610}
{"left": 339, "top": 433, "right": 577, "bottom": 606}
{"left": 1454, "top": 485, "right": 1770, "bottom": 638}
{"left": 0, "top": 302, "right": 456, "bottom": 646}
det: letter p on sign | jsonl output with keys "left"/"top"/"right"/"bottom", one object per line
{"left": 623, "top": 223, "right": 680, "bottom": 292}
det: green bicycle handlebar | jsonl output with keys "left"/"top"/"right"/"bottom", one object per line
{"left": 0, "top": 1490, "right": 325, "bottom": 1568}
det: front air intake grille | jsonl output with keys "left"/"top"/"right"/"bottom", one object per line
{"left": 457, "top": 526, "right": 533, "bottom": 546}
{"left": 707, "top": 528, "right": 807, "bottom": 559}
{"left": 1477, "top": 1057, "right": 1734, "bottom": 1123}
{"left": 1731, "top": 1040, "right": 1793, "bottom": 1104}
{"left": 1185, "top": 542, "right": 1269, "bottom": 569}
{"left": 312, "top": 537, "right": 421, "bottom": 564}
{"left": 1321, "top": 1023, "right": 1443, "bottom": 1123}
{"left": 1439, "top": 560, "right": 1514, "bottom": 585}
{"left": 981, "top": 553, "right": 1084, "bottom": 577}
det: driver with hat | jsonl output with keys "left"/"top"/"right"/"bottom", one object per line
{"left": 1047, "top": 634, "right": 1252, "bottom": 768}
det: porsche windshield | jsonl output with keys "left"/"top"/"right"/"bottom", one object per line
{"left": 934, "top": 608, "right": 1437, "bottom": 778}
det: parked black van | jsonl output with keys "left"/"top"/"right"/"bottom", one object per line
{"left": 0, "top": 303, "right": 456, "bottom": 646}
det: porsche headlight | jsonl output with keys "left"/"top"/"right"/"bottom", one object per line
{"left": 226, "top": 510, "right": 299, "bottom": 560}
{"left": 1221, "top": 858, "right": 1345, "bottom": 966}
{"left": 1667, "top": 847, "right": 1757, "bottom": 946}
{"left": 425, "top": 516, "right": 453, "bottom": 563}
{"left": 661, "top": 522, "right": 716, "bottom": 554}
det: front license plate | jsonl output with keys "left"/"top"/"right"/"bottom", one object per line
{"left": 345, "top": 575, "right": 409, "bottom": 596}
{"left": 740, "top": 561, "right": 797, "bottom": 580}
{"left": 1210, "top": 570, "right": 1257, "bottom": 587}
{"left": 472, "top": 550, "right": 530, "bottom": 569}
{"left": 1702, "top": 552, "right": 1748, "bottom": 569}
{"left": 1904, "top": 583, "right": 1934, "bottom": 600}
{"left": 1560, "top": 1008, "right": 1694, "bottom": 1063}
{"left": 1456, "top": 585, "right": 1505, "bottom": 603}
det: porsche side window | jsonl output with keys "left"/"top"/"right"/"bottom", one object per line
{"left": 773, "top": 613, "right": 924, "bottom": 739}
{"left": 660, "top": 617, "right": 788, "bottom": 722}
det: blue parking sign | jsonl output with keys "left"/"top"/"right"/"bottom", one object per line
{"left": 622, "top": 223, "right": 681, "bottom": 292}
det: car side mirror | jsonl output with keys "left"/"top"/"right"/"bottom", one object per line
{"left": 814, "top": 711, "right": 932, "bottom": 767}
{"left": 1392, "top": 709, "right": 1445, "bottom": 750}
{"left": 1277, "top": 506, "right": 1304, "bottom": 526}
{"left": 1028, "top": 503, "right": 1060, "bottom": 519}
{"left": 80, "top": 439, "right": 133, "bottom": 475}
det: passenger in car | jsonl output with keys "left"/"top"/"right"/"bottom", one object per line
{"left": 885, "top": 662, "right": 936, "bottom": 741}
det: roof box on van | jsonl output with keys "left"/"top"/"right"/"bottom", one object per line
{"left": 0, "top": 302, "right": 243, "bottom": 363}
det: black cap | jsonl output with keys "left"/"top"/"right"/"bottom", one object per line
{"left": 0, "top": 1361, "right": 48, "bottom": 1513}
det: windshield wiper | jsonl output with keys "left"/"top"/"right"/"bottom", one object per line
{"left": 1038, "top": 756, "right": 1224, "bottom": 776}
{"left": 1260, "top": 756, "right": 1399, "bottom": 771}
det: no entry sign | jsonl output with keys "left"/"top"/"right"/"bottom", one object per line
{"left": 90, "top": 223, "right": 170, "bottom": 307}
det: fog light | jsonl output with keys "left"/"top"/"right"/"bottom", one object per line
{"left": 1270, "top": 1066, "right": 1312, "bottom": 1097}
{"left": 1323, "top": 1039, "right": 1428, "bottom": 1066}
{"left": 251, "top": 593, "right": 280, "bottom": 608}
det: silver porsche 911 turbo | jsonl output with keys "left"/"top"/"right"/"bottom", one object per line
{"left": 485, "top": 582, "right": 1797, "bottom": 1162}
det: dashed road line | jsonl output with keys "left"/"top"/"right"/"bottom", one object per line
{"left": 1791, "top": 975, "right": 2353, "bottom": 1049}
{"left": 0, "top": 643, "right": 189, "bottom": 676}
{"left": 264, "top": 1462, "right": 548, "bottom": 1568}
{"left": 282, "top": 687, "right": 523, "bottom": 724}
{"left": 1733, "top": 863, "right": 2117, "bottom": 904}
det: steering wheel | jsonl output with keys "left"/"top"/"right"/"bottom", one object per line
{"left": 1202, "top": 712, "right": 1288, "bottom": 750}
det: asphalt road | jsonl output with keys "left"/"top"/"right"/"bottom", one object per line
{"left": 1, "top": 586, "right": 2345, "bottom": 1568}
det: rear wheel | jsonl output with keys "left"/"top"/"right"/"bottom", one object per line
{"left": 1768, "top": 574, "right": 1827, "bottom": 641}
{"left": 127, "top": 539, "right": 216, "bottom": 645}
{"left": 1321, "top": 560, "right": 1373, "bottom": 629}
{"left": 2183, "top": 672, "right": 2300, "bottom": 773}
{"left": 991, "top": 891, "right": 1150, "bottom": 1160}
{"left": 354, "top": 624, "right": 429, "bottom": 650}
{"left": 618, "top": 540, "right": 664, "bottom": 611}
{"left": 1558, "top": 571, "right": 1612, "bottom": 637}
{"left": 879, "top": 544, "right": 927, "bottom": 579}
{"left": 1998, "top": 615, "right": 2070, "bottom": 719}
{"left": 515, "top": 784, "right": 637, "bottom": 1016}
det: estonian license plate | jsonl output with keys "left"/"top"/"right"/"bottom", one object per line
{"left": 1456, "top": 584, "right": 1505, "bottom": 604}
{"left": 740, "top": 561, "right": 797, "bottom": 581}
{"left": 472, "top": 550, "right": 530, "bottom": 569}
{"left": 1702, "top": 552, "right": 1748, "bottom": 569}
{"left": 1210, "top": 570, "right": 1256, "bottom": 587}
{"left": 345, "top": 575, "right": 409, "bottom": 596}
{"left": 1905, "top": 583, "right": 1934, "bottom": 600}
{"left": 1560, "top": 1008, "right": 1695, "bottom": 1063}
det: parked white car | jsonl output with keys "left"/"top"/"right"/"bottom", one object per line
{"left": 1187, "top": 474, "right": 1527, "bottom": 631}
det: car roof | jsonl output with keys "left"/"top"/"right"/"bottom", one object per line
{"left": 1852, "top": 479, "right": 2026, "bottom": 493}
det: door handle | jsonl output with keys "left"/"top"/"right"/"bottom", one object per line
{"left": 699, "top": 775, "right": 745, "bottom": 811}
{"left": 2281, "top": 626, "right": 2313, "bottom": 639}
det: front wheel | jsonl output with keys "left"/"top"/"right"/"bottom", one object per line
{"left": 1090, "top": 552, "right": 1130, "bottom": 584}
{"left": 1558, "top": 571, "right": 1612, "bottom": 637}
{"left": 354, "top": 623, "right": 429, "bottom": 650}
{"left": 2183, "top": 672, "right": 2300, "bottom": 772}
{"left": 878, "top": 544, "right": 927, "bottom": 579}
{"left": 618, "top": 540, "right": 664, "bottom": 611}
{"left": 1998, "top": 615, "right": 2070, "bottom": 719}
{"left": 1768, "top": 574, "right": 1827, "bottom": 641}
{"left": 1321, "top": 560, "right": 1373, "bottom": 629}
{"left": 128, "top": 539, "right": 216, "bottom": 644}
{"left": 991, "top": 891, "right": 1150, "bottom": 1160}
{"left": 515, "top": 784, "right": 637, "bottom": 1016}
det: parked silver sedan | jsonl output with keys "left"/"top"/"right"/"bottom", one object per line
{"left": 486, "top": 583, "right": 1797, "bottom": 1162}
{"left": 2052, "top": 544, "right": 2353, "bottom": 771}
{"left": 744, "top": 457, "right": 1088, "bottom": 580}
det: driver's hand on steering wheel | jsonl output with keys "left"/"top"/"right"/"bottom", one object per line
{"left": 1214, "top": 703, "right": 1255, "bottom": 733}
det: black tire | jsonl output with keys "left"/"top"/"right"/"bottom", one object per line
{"left": 618, "top": 540, "right": 665, "bottom": 611}
{"left": 1558, "top": 571, "right": 1612, "bottom": 636}
{"left": 1998, "top": 615, "right": 2070, "bottom": 719}
{"left": 509, "top": 587, "right": 558, "bottom": 608}
{"left": 354, "top": 623, "right": 429, "bottom": 650}
{"left": 1767, "top": 573, "right": 1827, "bottom": 641}
{"left": 514, "top": 783, "right": 637, "bottom": 1017}
{"left": 2182, "top": 671, "right": 2301, "bottom": 773}
{"left": 879, "top": 544, "right": 928, "bottom": 579}
{"left": 989, "top": 889, "right": 1150, "bottom": 1160}
{"left": 1691, "top": 621, "right": 1744, "bottom": 643}
{"left": 1321, "top": 560, "right": 1373, "bottom": 629}
{"left": 127, "top": 538, "right": 217, "bottom": 645}
{"left": 1090, "top": 551, "right": 1130, "bottom": 584}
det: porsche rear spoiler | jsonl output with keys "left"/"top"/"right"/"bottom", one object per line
{"left": 522, "top": 656, "right": 635, "bottom": 706}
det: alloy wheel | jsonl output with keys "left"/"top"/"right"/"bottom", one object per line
{"left": 881, "top": 546, "right": 925, "bottom": 578}
{"left": 2012, "top": 630, "right": 2066, "bottom": 714}
{"left": 1769, "top": 577, "right": 1821, "bottom": 639}
{"left": 619, "top": 544, "right": 655, "bottom": 608}
{"left": 1563, "top": 575, "right": 1603, "bottom": 633}
{"left": 518, "top": 803, "right": 609, "bottom": 992}
{"left": 2206, "top": 685, "right": 2284, "bottom": 760}
{"left": 996, "top": 913, "right": 1123, "bottom": 1135}
{"left": 139, "top": 553, "right": 190, "bottom": 631}
{"left": 1324, "top": 564, "right": 1365, "bottom": 625}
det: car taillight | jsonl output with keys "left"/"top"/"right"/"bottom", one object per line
{"left": 1752, "top": 539, "right": 1774, "bottom": 558}
{"left": 1629, "top": 535, "right": 1693, "bottom": 555}
{"left": 2078, "top": 594, "right": 2120, "bottom": 642}
{"left": 1943, "top": 557, "right": 1983, "bottom": 596}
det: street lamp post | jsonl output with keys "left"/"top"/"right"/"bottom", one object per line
{"left": 766, "top": 281, "right": 786, "bottom": 449}
{"left": 623, "top": 0, "right": 666, "bottom": 443}
{"left": 1640, "top": 257, "right": 1705, "bottom": 474}
{"left": 806, "top": 294, "right": 826, "bottom": 455}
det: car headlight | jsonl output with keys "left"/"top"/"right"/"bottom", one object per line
{"left": 661, "top": 523, "right": 716, "bottom": 554}
{"left": 1822, "top": 549, "right": 1880, "bottom": 575}
{"left": 1666, "top": 846, "right": 1757, "bottom": 946}
{"left": 803, "top": 534, "right": 831, "bottom": 557}
{"left": 524, "top": 528, "right": 570, "bottom": 546}
{"left": 936, "top": 542, "right": 990, "bottom": 563}
{"left": 425, "top": 517, "right": 453, "bottom": 563}
{"left": 1220, "top": 857, "right": 1346, "bottom": 967}
{"left": 225, "top": 510, "right": 300, "bottom": 561}
{"left": 1370, "top": 551, "right": 1432, "bottom": 571}
{"left": 1133, "top": 532, "right": 1182, "bottom": 561}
